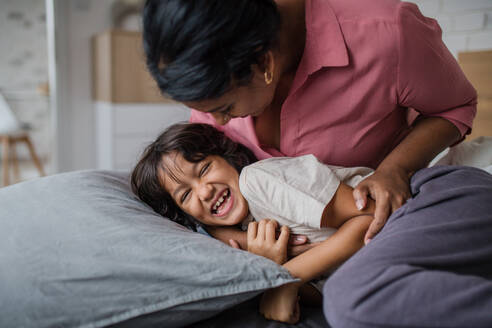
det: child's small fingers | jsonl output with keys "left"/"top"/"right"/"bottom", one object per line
{"left": 229, "top": 239, "right": 242, "bottom": 250}
{"left": 247, "top": 221, "right": 258, "bottom": 242}
{"left": 257, "top": 219, "right": 268, "bottom": 239}
{"left": 266, "top": 220, "right": 278, "bottom": 243}
{"left": 277, "top": 225, "right": 290, "bottom": 245}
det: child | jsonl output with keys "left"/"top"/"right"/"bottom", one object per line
{"left": 131, "top": 123, "right": 376, "bottom": 324}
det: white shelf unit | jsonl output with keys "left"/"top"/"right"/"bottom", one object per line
{"left": 95, "top": 102, "right": 191, "bottom": 171}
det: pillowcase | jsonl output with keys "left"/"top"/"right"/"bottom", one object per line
{"left": 0, "top": 170, "right": 296, "bottom": 328}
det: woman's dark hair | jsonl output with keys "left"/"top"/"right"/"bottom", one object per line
{"left": 131, "top": 123, "right": 257, "bottom": 230}
{"left": 142, "top": 0, "right": 281, "bottom": 101}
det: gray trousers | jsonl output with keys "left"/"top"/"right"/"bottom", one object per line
{"left": 323, "top": 166, "right": 492, "bottom": 328}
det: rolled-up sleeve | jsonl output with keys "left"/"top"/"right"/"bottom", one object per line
{"left": 397, "top": 2, "right": 477, "bottom": 138}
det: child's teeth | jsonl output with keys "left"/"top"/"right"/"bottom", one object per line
{"left": 213, "top": 190, "right": 230, "bottom": 213}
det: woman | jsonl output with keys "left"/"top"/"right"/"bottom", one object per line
{"left": 142, "top": 0, "right": 476, "bottom": 247}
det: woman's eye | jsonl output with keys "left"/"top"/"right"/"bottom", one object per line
{"left": 199, "top": 163, "right": 210, "bottom": 177}
{"left": 181, "top": 190, "right": 190, "bottom": 203}
{"left": 220, "top": 105, "right": 233, "bottom": 115}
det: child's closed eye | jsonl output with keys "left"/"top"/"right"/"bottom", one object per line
{"left": 199, "top": 162, "right": 211, "bottom": 177}
{"left": 180, "top": 190, "right": 190, "bottom": 203}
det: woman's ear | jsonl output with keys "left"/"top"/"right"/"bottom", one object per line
{"left": 256, "top": 51, "right": 275, "bottom": 73}
{"left": 258, "top": 51, "right": 275, "bottom": 85}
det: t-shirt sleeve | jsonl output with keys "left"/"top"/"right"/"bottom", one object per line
{"left": 397, "top": 2, "right": 477, "bottom": 139}
{"left": 239, "top": 155, "right": 341, "bottom": 229}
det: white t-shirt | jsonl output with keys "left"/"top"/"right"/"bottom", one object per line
{"left": 239, "top": 155, "right": 373, "bottom": 243}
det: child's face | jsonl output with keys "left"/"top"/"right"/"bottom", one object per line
{"left": 159, "top": 152, "right": 249, "bottom": 226}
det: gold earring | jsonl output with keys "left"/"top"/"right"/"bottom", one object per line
{"left": 264, "top": 70, "right": 273, "bottom": 85}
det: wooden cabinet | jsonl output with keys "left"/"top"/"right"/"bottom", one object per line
{"left": 458, "top": 50, "right": 492, "bottom": 139}
{"left": 92, "top": 30, "right": 189, "bottom": 170}
{"left": 92, "top": 29, "right": 169, "bottom": 103}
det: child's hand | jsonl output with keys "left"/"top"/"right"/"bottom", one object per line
{"left": 260, "top": 283, "right": 300, "bottom": 324}
{"left": 247, "top": 219, "right": 289, "bottom": 265}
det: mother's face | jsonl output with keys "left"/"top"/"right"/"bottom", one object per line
{"left": 184, "top": 65, "right": 277, "bottom": 125}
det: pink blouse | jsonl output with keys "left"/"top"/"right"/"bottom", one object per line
{"left": 190, "top": 0, "right": 476, "bottom": 169}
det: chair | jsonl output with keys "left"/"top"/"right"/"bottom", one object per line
{"left": 0, "top": 91, "right": 45, "bottom": 187}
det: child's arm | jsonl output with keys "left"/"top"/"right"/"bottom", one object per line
{"left": 205, "top": 226, "right": 248, "bottom": 249}
{"left": 206, "top": 224, "right": 313, "bottom": 257}
{"left": 259, "top": 183, "right": 375, "bottom": 323}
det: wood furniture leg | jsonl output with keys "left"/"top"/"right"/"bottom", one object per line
{"left": 24, "top": 136, "right": 45, "bottom": 176}
{"left": 12, "top": 140, "right": 20, "bottom": 183}
{"left": 1, "top": 136, "right": 10, "bottom": 186}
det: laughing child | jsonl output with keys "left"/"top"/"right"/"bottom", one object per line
{"left": 131, "top": 123, "right": 375, "bottom": 324}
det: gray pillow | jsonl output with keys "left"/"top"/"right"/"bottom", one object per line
{"left": 0, "top": 170, "right": 296, "bottom": 328}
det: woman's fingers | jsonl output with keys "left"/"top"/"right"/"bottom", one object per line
{"left": 363, "top": 186, "right": 391, "bottom": 244}
{"left": 289, "top": 234, "right": 307, "bottom": 245}
{"left": 365, "top": 205, "right": 390, "bottom": 244}
{"left": 353, "top": 187, "right": 368, "bottom": 210}
{"left": 356, "top": 167, "right": 412, "bottom": 244}
{"left": 391, "top": 190, "right": 410, "bottom": 212}
{"left": 288, "top": 241, "right": 320, "bottom": 258}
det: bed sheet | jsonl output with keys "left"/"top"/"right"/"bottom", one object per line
{"left": 430, "top": 136, "right": 492, "bottom": 173}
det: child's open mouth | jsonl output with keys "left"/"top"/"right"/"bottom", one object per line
{"left": 211, "top": 189, "right": 232, "bottom": 216}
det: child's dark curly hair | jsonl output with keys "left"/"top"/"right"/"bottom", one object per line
{"left": 131, "top": 123, "right": 257, "bottom": 230}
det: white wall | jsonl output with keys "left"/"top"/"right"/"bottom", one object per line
{"left": 0, "top": 0, "right": 50, "bottom": 164}
{"left": 409, "top": 0, "right": 492, "bottom": 57}
{"left": 52, "top": 0, "right": 115, "bottom": 172}
{"left": 51, "top": 0, "right": 492, "bottom": 173}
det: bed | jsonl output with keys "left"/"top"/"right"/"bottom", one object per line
{"left": 0, "top": 136, "right": 490, "bottom": 328}
{"left": 1, "top": 49, "right": 491, "bottom": 328}
{"left": 0, "top": 167, "right": 330, "bottom": 328}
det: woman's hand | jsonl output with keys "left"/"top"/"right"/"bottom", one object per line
{"left": 353, "top": 165, "right": 411, "bottom": 244}
{"left": 260, "top": 283, "right": 300, "bottom": 324}
{"left": 247, "top": 219, "right": 289, "bottom": 265}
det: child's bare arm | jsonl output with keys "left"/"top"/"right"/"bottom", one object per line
{"left": 259, "top": 183, "right": 375, "bottom": 324}
{"left": 284, "top": 182, "right": 375, "bottom": 284}
{"left": 259, "top": 215, "right": 372, "bottom": 324}
{"left": 284, "top": 214, "right": 372, "bottom": 283}
{"left": 206, "top": 224, "right": 313, "bottom": 257}
{"left": 321, "top": 182, "right": 376, "bottom": 228}
{"left": 206, "top": 226, "right": 248, "bottom": 249}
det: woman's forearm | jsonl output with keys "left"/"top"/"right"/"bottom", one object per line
{"left": 283, "top": 215, "right": 372, "bottom": 284}
{"left": 378, "top": 117, "right": 460, "bottom": 175}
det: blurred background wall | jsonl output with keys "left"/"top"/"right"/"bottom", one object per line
{"left": 0, "top": 0, "right": 491, "bottom": 183}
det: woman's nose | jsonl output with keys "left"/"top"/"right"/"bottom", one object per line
{"left": 197, "top": 183, "right": 214, "bottom": 201}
